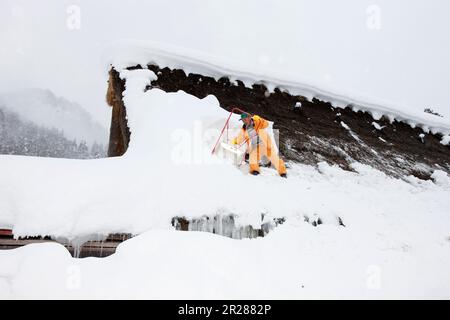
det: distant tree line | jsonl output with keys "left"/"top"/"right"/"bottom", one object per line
{"left": 0, "top": 107, "right": 106, "bottom": 159}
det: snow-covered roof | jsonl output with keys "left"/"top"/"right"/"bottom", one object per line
{"left": 105, "top": 40, "right": 450, "bottom": 136}
{"left": 1, "top": 65, "right": 450, "bottom": 300}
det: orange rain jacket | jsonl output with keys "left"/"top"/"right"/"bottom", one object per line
{"left": 231, "top": 115, "right": 271, "bottom": 152}
{"left": 231, "top": 115, "right": 287, "bottom": 176}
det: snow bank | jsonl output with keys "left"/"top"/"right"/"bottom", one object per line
{"left": 1, "top": 226, "right": 450, "bottom": 299}
{"left": 105, "top": 40, "right": 450, "bottom": 135}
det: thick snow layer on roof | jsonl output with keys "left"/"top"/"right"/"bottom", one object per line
{"left": 106, "top": 41, "right": 450, "bottom": 135}
{"left": 0, "top": 68, "right": 448, "bottom": 239}
{"left": 1, "top": 68, "right": 450, "bottom": 298}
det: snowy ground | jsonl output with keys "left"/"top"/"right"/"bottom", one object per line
{"left": 1, "top": 222, "right": 449, "bottom": 300}
{"left": 1, "top": 68, "right": 449, "bottom": 299}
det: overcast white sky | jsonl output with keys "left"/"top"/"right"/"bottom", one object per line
{"left": 1, "top": 0, "right": 449, "bottom": 126}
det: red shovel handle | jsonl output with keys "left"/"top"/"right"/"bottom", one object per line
{"left": 211, "top": 107, "right": 253, "bottom": 154}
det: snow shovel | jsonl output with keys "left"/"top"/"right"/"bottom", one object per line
{"left": 211, "top": 107, "right": 252, "bottom": 155}
{"left": 220, "top": 142, "right": 245, "bottom": 166}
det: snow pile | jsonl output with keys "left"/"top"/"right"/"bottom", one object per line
{"left": 441, "top": 135, "right": 450, "bottom": 146}
{"left": 431, "top": 170, "right": 450, "bottom": 188}
{"left": 1, "top": 223, "right": 450, "bottom": 299}
{"left": 1, "top": 68, "right": 450, "bottom": 299}
{"left": 372, "top": 122, "right": 384, "bottom": 130}
{"left": 105, "top": 40, "right": 450, "bottom": 136}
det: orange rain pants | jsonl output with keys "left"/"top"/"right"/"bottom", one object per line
{"left": 232, "top": 115, "right": 287, "bottom": 176}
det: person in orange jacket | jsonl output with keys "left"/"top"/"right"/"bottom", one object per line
{"left": 232, "top": 113, "right": 287, "bottom": 177}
